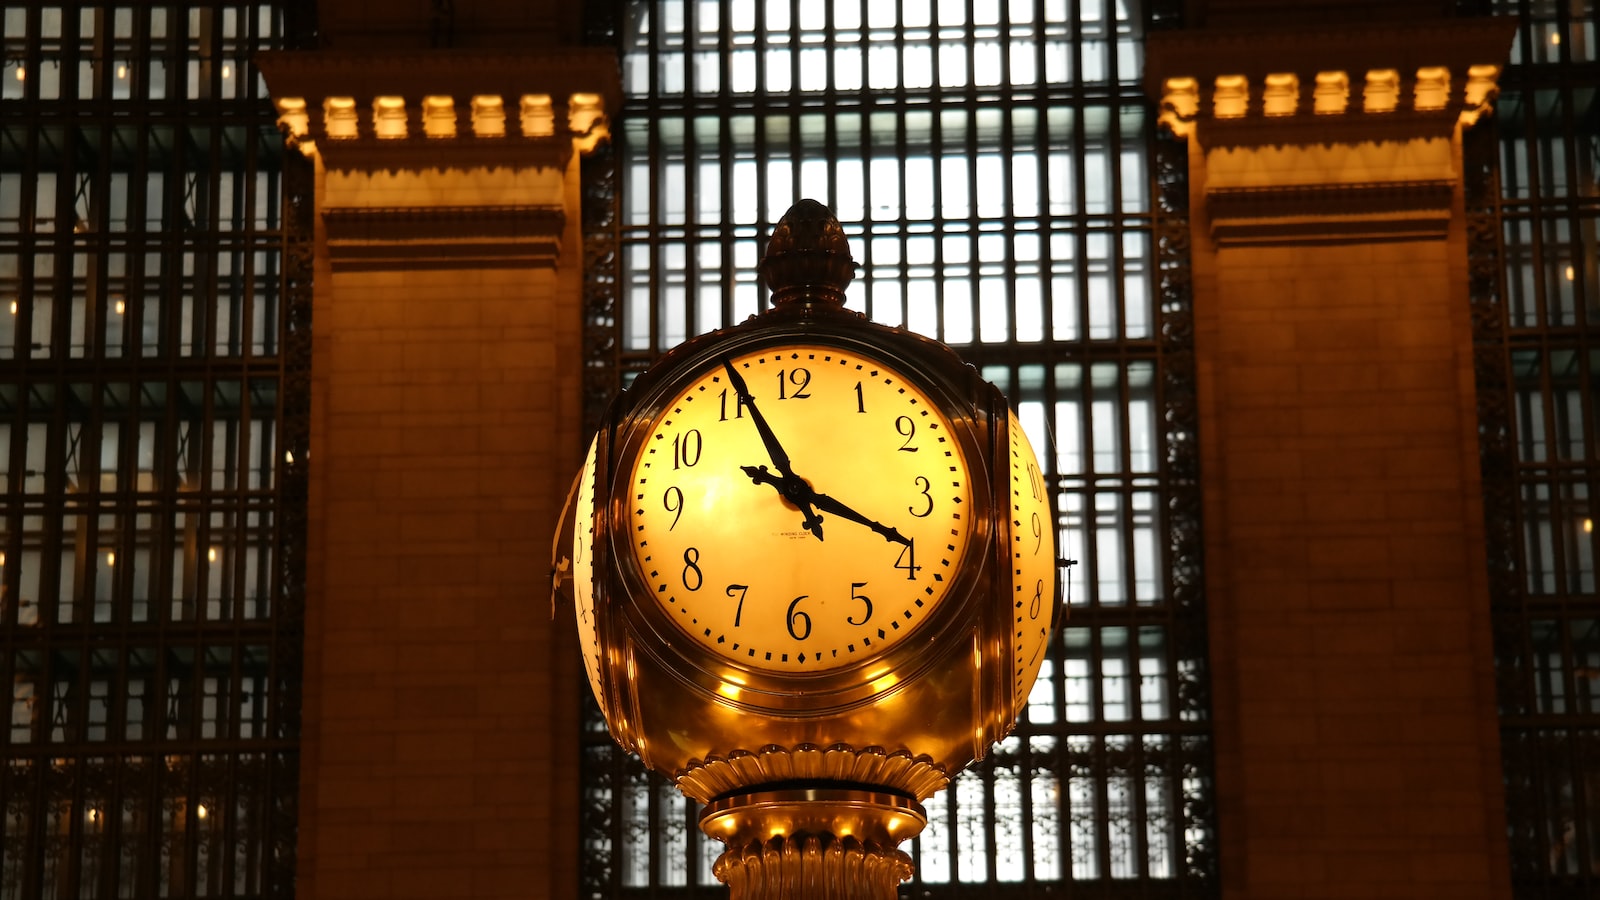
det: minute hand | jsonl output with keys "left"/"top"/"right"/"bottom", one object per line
{"left": 722, "top": 358, "right": 824, "bottom": 539}
{"left": 721, "top": 358, "right": 796, "bottom": 479}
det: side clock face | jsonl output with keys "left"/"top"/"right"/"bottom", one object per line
{"left": 1007, "top": 411, "right": 1057, "bottom": 708}
{"left": 571, "top": 435, "right": 609, "bottom": 717}
{"left": 626, "top": 344, "right": 977, "bottom": 675}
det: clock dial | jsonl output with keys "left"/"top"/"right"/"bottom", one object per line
{"left": 572, "top": 435, "right": 608, "bottom": 717}
{"left": 627, "top": 345, "right": 976, "bottom": 674}
{"left": 1008, "top": 411, "right": 1056, "bottom": 708}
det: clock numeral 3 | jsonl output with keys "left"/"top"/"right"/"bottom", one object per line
{"left": 682, "top": 547, "right": 703, "bottom": 591}
{"left": 673, "top": 430, "right": 703, "bottom": 470}
{"left": 910, "top": 476, "right": 933, "bottom": 518}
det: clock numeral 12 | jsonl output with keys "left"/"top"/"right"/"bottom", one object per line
{"left": 777, "top": 367, "right": 812, "bottom": 400}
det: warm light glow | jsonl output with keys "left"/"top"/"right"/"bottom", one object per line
{"left": 9, "top": 300, "right": 16, "bottom": 315}
{"left": 1, "top": 552, "right": 7, "bottom": 566}
{"left": 207, "top": 547, "right": 218, "bottom": 563}
{"left": 105, "top": 551, "right": 115, "bottom": 566}
{"left": 324, "top": 97, "right": 358, "bottom": 139}
{"left": 285, "top": 449, "right": 294, "bottom": 464}
{"left": 1566, "top": 265, "right": 1576, "bottom": 281}
{"left": 15, "top": 66, "right": 24, "bottom": 82}
{"left": 221, "top": 63, "right": 232, "bottom": 79}
{"left": 1262, "top": 73, "right": 1299, "bottom": 116}
{"left": 1552, "top": 32, "right": 1562, "bottom": 46}
{"left": 471, "top": 95, "right": 507, "bottom": 137}
{"left": 116, "top": 63, "right": 127, "bottom": 79}
{"left": 1584, "top": 518, "right": 1593, "bottom": 533}
{"left": 1413, "top": 66, "right": 1450, "bottom": 112}
{"left": 1212, "top": 74, "right": 1249, "bottom": 118}
{"left": 1363, "top": 69, "right": 1400, "bottom": 113}
{"left": 87, "top": 808, "right": 99, "bottom": 823}
{"left": 196, "top": 804, "right": 208, "bottom": 820}
{"left": 373, "top": 96, "right": 408, "bottom": 139}
{"left": 1159, "top": 76, "right": 1199, "bottom": 137}
{"left": 1313, "top": 70, "right": 1349, "bottom": 115}
{"left": 422, "top": 95, "right": 456, "bottom": 139}
{"left": 113, "top": 298, "right": 125, "bottom": 315}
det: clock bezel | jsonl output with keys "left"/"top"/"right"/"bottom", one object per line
{"left": 597, "top": 314, "right": 1002, "bottom": 713}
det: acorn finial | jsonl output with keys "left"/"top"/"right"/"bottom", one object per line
{"left": 759, "top": 200, "right": 856, "bottom": 306}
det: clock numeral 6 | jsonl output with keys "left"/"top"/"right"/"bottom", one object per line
{"left": 682, "top": 547, "right": 703, "bottom": 591}
{"left": 673, "top": 429, "right": 702, "bottom": 470}
{"left": 786, "top": 595, "right": 812, "bottom": 641}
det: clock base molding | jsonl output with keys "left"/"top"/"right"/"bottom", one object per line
{"left": 703, "top": 788, "right": 922, "bottom": 900}
{"left": 674, "top": 743, "right": 951, "bottom": 804}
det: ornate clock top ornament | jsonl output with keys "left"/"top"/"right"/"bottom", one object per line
{"left": 759, "top": 198, "right": 856, "bottom": 306}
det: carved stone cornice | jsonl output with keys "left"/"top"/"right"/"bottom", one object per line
{"left": 1145, "top": 17, "right": 1516, "bottom": 148}
{"left": 321, "top": 204, "right": 567, "bottom": 271}
{"left": 255, "top": 47, "right": 620, "bottom": 171}
{"left": 675, "top": 744, "right": 951, "bottom": 804}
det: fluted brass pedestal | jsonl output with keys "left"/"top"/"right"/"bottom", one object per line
{"left": 700, "top": 788, "right": 927, "bottom": 900}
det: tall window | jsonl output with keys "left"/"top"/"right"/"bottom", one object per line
{"left": 1478, "top": 1, "right": 1600, "bottom": 894}
{"left": 580, "top": 1, "right": 1215, "bottom": 895}
{"left": 0, "top": 4, "right": 306, "bottom": 897}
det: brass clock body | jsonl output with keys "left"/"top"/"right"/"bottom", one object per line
{"left": 555, "top": 199, "right": 1060, "bottom": 811}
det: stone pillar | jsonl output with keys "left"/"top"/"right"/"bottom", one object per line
{"left": 1148, "top": 17, "right": 1517, "bottom": 899}
{"left": 258, "top": 50, "right": 618, "bottom": 900}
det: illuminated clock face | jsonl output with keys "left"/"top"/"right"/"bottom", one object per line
{"left": 627, "top": 345, "right": 977, "bottom": 674}
{"left": 1007, "top": 411, "right": 1056, "bottom": 707}
{"left": 572, "top": 435, "right": 608, "bottom": 717}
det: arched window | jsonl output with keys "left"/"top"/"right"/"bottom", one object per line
{"left": 578, "top": 1, "right": 1217, "bottom": 895}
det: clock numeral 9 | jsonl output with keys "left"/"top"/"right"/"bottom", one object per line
{"left": 786, "top": 595, "right": 812, "bottom": 641}
{"left": 682, "top": 547, "right": 703, "bottom": 591}
{"left": 673, "top": 429, "right": 702, "bottom": 470}
{"left": 664, "top": 486, "right": 685, "bottom": 530}
{"left": 895, "top": 415, "right": 918, "bottom": 452}
{"left": 777, "top": 367, "right": 812, "bottom": 400}
{"left": 1031, "top": 511, "right": 1043, "bottom": 554}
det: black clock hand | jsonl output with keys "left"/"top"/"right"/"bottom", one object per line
{"left": 721, "top": 358, "right": 824, "bottom": 539}
{"left": 742, "top": 465, "right": 908, "bottom": 547}
{"left": 740, "top": 465, "right": 825, "bottom": 538}
{"left": 808, "top": 489, "right": 911, "bottom": 546}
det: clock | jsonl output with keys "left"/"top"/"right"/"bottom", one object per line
{"left": 570, "top": 435, "right": 608, "bottom": 717}
{"left": 624, "top": 342, "right": 978, "bottom": 675}
{"left": 1006, "top": 410, "right": 1056, "bottom": 709}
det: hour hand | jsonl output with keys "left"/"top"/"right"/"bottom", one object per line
{"left": 741, "top": 465, "right": 825, "bottom": 540}
{"left": 808, "top": 490, "right": 910, "bottom": 546}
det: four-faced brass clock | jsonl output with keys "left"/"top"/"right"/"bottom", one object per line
{"left": 627, "top": 343, "right": 977, "bottom": 674}
{"left": 558, "top": 200, "right": 1061, "bottom": 825}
